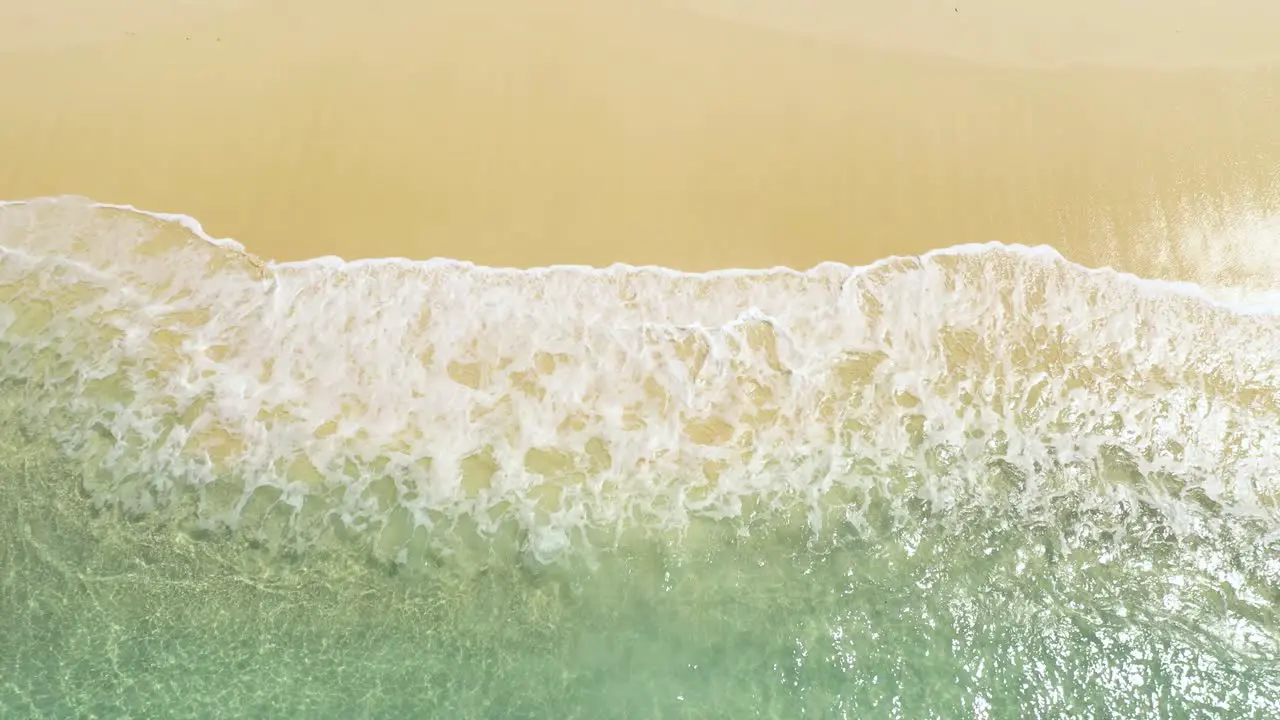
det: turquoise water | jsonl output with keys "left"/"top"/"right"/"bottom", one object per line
{"left": 3, "top": 197, "right": 1280, "bottom": 717}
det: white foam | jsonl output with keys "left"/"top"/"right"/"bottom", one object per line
{"left": 3, "top": 195, "right": 1280, "bottom": 562}
{"left": 4, "top": 195, "right": 1278, "bottom": 313}
{"left": 0, "top": 197, "right": 251, "bottom": 254}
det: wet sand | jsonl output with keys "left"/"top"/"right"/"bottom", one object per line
{"left": 2, "top": 0, "right": 1279, "bottom": 286}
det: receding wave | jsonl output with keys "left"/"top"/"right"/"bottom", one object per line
{"left": 2, "top": 195, "right": 1279, "bottom": 717}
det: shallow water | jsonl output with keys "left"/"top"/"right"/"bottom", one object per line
{"left": 2, "top": 196, "right": 1279, "bottom": 717}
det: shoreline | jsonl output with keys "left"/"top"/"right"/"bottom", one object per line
{"left": 7, "top": 195, "right": 1280, "bottom": 317}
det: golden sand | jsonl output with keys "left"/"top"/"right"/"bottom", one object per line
{"left": 2, "top": 0, "right": 1280, "bottom": 286}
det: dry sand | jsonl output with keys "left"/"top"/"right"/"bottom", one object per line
{"left": 2, "top": 0, "right": 1280, "bottom": 286}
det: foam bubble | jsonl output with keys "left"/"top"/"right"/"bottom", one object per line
{"left": 3, "top": 195, "right": 1280, "bottom": 564}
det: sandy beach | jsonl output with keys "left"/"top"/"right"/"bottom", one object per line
{"left": 2, "top": 0, "right": 1280, "bottom": 286}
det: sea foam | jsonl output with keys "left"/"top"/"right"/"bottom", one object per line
{"left": 2, "top": 195, "right": 1279, "bottom": 564}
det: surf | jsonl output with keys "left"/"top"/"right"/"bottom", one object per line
{"left": 4, "top": 195, "right": 1280, "bottom": 716}
{"left": 2, "top": 194, "right": 1278, "bottom": 560}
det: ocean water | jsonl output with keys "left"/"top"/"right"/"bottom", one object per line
{"left": 2, "top": 195, "right": 1279, "bottom": 718}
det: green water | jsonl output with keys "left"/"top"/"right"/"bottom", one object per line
{"left": 3, "top": 391, "right": 1278, "bottom": 719}
{"left": 3, "top": 198, "right": 1280, "bottom": 717}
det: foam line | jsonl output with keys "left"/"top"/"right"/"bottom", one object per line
{"left": 2, "top": 194, "right": 1279, "bottom": 315}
